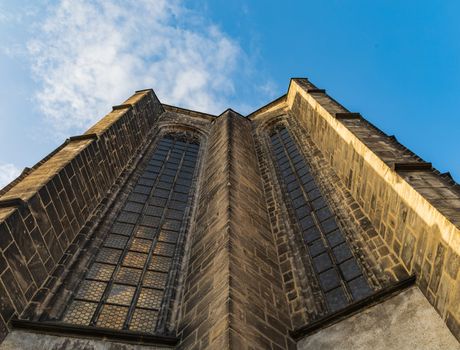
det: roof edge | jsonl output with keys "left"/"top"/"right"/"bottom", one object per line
{"left": 247, "top": 94, "right": 287, "bottom": 119}
{"left": 162, "top": 104, "right": 217, "bottom": 120}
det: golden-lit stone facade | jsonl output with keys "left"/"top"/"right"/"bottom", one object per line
{"left": 0, "top": 79, "right": 458, "bottom": 349}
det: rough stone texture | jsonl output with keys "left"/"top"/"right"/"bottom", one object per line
{"left": 0, "top": 330, "right": 172, "bottom": 350}
{"left": 288, "top": 79, "right": 460, "bottom": 340}
{"left": 250, "top": 78, "right": 460, "bottom": 341}
{"left": 177, "top": 110, "right": 293, "bottom": 349}
{"left": 251, "top": 109, "right": 404, "bottom": 329}
{"left": 0, "top": 90, "right": 163, "bottom": 341}
{"left": 16, "top": 107, "right": 213, "bottom": 330}
{"left": 297, "top": 286, "right": 460, "bottom": 350}
{"left": 287, "top": 114, "right": 406, "bottom": 283}
{"left": 0, "top": 78, "right": 458, "bottom": 349}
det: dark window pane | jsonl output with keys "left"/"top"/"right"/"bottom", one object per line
{"left": 117, "top": 212, "right": 139, "bottom": 224}
{"left": 321, "top": 218, "right": 339, "bottom": 234}
{"left": 326, "top": 287, "right": 348, "bottom": 313}
{"left": 349, "top": 276, "right": 373, "bottom": 301}
{"left": 104, "top": 234, "right": 129, "bottom": 249}
{"left": 315, "top": 207, "right": 333, "bottom": 222}
{"left": 319, "top": 269, "right": 341, "bottom": 292}
{"left": 299, "top": 215, "right": 315, "bottom": 231}
{"left": 123, "top": 202, "right": 144, "bottom": 214}
{"left": 111, "top": 223, "right": 134, "bottom": 236}
{"left": 326, "top": 229, "right": 346, "bottom": 247}
{"left": 340, "top": 259, "right": 362, "bottom": 281}
{"left": 303, "top": 226, "right": 321, "bottom": 243}
{"left": 270, "top": 127, "right": 374, "bottom": 316}
{"left": 312, "top": 197, "right": 327, "bottom": 210}
{"left": 333, "top": 243, "right": 353, "bottom": 263}
{"left": 313, "top": 253, "right": 333, "bottom": 273}
{"left": 134, "top": 185, "right": 151, "bottom": 195}
{"left": 308, "top": 239, "right": 327, "bottom": 257}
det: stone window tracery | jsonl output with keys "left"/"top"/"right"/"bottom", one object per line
{"left": 269, "top": 125, "right": 374, "bottom": 313}
{"left": 61, "top": 133, "right": 200, "bottom": 334}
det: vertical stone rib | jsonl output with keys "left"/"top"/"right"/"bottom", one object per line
{"left": 226, "top": 112, "right": 293, "bottom": 349}
{"left": 179, "top": 110, "right": 293, "bottom": 349}
{"left": 178, "top": 113, "right": 232, "bottom": 349}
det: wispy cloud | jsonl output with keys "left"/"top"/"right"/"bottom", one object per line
{"left": 0, "top": 163, "right": 21, "bottom": 189}
{"left": 27, "top": 0, "right": 250, "bottom": 136}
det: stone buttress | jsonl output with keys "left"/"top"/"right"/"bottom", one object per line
{"left": 0, "top": 79, "right": 458, "bottom": 349}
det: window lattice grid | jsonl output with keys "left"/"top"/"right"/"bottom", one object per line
{"left": 62, "top": 135, "right": 200, "bottom": 334}
{"left": 129, "top": 308, "right": 159, "bottom": 333}
{"left": 270, "top": 127, "right": 373, "bottom": 313}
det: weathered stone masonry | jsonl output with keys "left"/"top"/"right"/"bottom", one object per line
{"left": 0, "top": 78, "right": 459, "bottom": 349}
{"left": 250, "top": 78, "right": 460, "bottom": 342}
{"left": 0, "top": 89, "right": 164, "bottom": 341}
{"left": 177, "top": 110, "right": 293, "bottom": 349}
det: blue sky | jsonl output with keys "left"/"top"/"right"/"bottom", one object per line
{"left": 0, "top": 0, "right": 459, "bottom": 187}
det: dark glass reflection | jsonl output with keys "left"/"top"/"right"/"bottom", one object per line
{"left": 270, "top": 127, "right": 372, "bottom": 313}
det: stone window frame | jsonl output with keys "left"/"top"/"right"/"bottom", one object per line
{"left": 19, "top": 119, "right": 211, "bottom": 339}
{"left": 257, "top": 115, "right": 382, "bottom": 320}
{"left": 59, "top": 132, "right": 202, "bottom": 335}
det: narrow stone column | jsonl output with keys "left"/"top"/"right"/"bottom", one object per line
{"left": 178, "top": 110, "right": 293, "bottom": 349}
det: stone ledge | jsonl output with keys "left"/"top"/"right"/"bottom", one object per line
{"left": 335, "top": 112, "right": 362, "bottom": 120}
{"left": 442, "top": 172, "right": 455, "bottom": 181}
{"left": 112, "top": 104, "right": 133, "bottom": 111}
{"left": 392, "top": 162, "right": 433, "bottom": 171}
{"left": 163, "top": 104, "right": 217, "bottom": 120}
{"left": 67, "top": 133, "right": 98, "bottom": 142}
{"left": 284, "top": 78, "right": 460, "bottom": 341}
{"left": 0, "top": 198, "right": 26, "bottom": 208}
{"left": 290, "top": 275, "right": 416, "bottom": 340}
{"left": 135, "top": 88, "right": 154, "bottom": 93}
{"left": 307, "top": 88, "right": 326, "bottom": 93}
{"left": 10, "top": 319, "right": 179, "bottom": 346}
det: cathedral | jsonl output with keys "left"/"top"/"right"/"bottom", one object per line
{"left": 0, "top": 78, "right": 458, "bottom": 349}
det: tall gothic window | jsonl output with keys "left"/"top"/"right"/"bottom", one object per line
{"left": 270, "top": 126, "right": 373, "bottom": 314}
{"left": 62, "top": 134, "right": 200, "bottom": 334}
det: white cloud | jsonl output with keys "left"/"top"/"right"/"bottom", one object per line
{"left": 27, "top": 0, "right": 247, "bottom": 136}
{"left": 0, "top": 163, "right": 21, "bottom": 189}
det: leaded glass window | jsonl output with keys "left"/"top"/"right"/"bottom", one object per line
{"left": 62, "top": 135, "right": 199, "bottom": 334}
{"left": 270, "top": 126, "right": 373, "bottom": 313}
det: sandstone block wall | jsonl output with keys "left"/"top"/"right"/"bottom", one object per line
{"left": 249, "top": 78, "right": 460, "bottom": 340}
{"left": 0, "top": 77, "right": 458, "bottom": 349}
{"left": 251, "top": 111, "right": 404, "bottom": 330}
{"left": 297, "top": 286, "right": 460, "bottom": 350}
{"left": 0, "top": 90, "right": 164, "bottom": 341}
{"left": 178, "top": 110, "right": 294, "bottom": 349}
{"left": 176, "top": 111, "right": 231, "bottom": 349}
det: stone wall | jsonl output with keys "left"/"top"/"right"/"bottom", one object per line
{"left": 251, "top": 110, "right": 404, "bottom": 329}
{"left": 0, "top": 90, "right": 164, "bottom": 341}
{"left": 176, "top": 111, "right": 231, "bottom": 349}
{"left": 250, "top": 78, "right": 460, "bottom": 340}
{"left": 177, "top": 110, "right": 294, "bottom": 349}
{"left": 297, "top": 287, "right": 460, "bottom": 350}
{"left": 0, "top": 78, "right": 458, "bottom": 348}
{"left": 1, "top": 329, "right": 173, "bottom": 350}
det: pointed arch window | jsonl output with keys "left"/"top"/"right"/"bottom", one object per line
{"left": 269, "top": 126, "right": 373, "bottom": 313}
{"left": 61, "top": 134, "right": 200, "bottom": 334}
